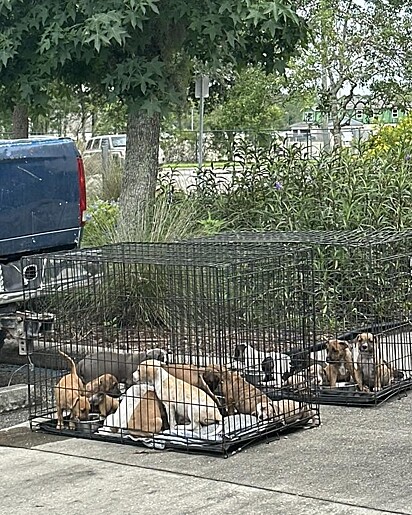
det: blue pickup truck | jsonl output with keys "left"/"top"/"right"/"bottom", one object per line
{"left": 0, "top": 137, "right": 86, "bottom": 354}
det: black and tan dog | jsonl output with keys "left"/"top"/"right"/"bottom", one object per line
{"left": 353, "top": 332, "right": 402, "bottom": 391}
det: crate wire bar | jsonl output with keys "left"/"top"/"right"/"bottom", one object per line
{"left": 186, "top": 230, "right": 412, "bottom": 406}
{"left": 23, "top": 242, "right": 319, "bottom": 455}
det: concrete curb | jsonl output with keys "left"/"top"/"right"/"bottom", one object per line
{"left": 0, "top": 384, "right": 32, "bottom": 413}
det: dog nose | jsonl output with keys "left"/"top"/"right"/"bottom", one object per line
{"left": 361, "top": 344, "right": 368, "bottom": 351}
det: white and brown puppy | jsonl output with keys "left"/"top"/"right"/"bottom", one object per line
{"left": 55, "top": 350, "right": 90, "bottom": 430}
{"left": 165, "top": 363, "right": 221, "bottom": 407}
{"left": 204, "top": 365, "right": 277, "bottom": 421}
{"left": 133, "top": 359, "right": 222, "bottom": 431}
{"left": 354, "top": 332, "right": 396, "bottom": 391}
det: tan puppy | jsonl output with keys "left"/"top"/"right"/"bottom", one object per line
{"left": 133, "top": 359, "right": 221, "bottom": 431}
{"left": 204, "top": 365, "right": 277, "bottom": 421}
{"left": 55, "top": 350, "right": 90, "bottom": 430}
{"left": 89, "top": 391, "right": 119, "bottom": 417}
{"left": 274, "top": 399, "right": 317, "bottom": 426}
{"left": 354, "top": 333, "right": 395, "bottom": 391}
{"left": 85, "top": 373, "right": 119, "bottom": 396}
{"left": 165, "top": 364, "right": 220, "bottom": 406}
{"left": 323, "top": 339, "right": 357, "bottom": 387}
{"left": 127, "top": 390, "right": 163, "bottom": 437}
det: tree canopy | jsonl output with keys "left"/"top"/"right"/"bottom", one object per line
{"left": 0, "top": 0, "right": 308, "bottom": 231}
{"left": 0, "top": 0, "right": 308, "bottom": 111}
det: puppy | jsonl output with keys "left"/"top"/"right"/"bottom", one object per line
{"left": 274, "top": 399, "right": 317, "bottom": 426}
{"left": 323, "top": 339, "right": 356, "bottom": 387}
{"left": 286, "top": 364, "right": 325, "bottom": 390}
{"left": 85, "top": 373, "right": 120, "bottom": 397}
{"left": 204, "top": 365, "right": 277, "bottom": 421}
{"left": 55, "top": 350, "right": 90, "bottom": 430}
{"left": 77, "top": 348, "right": 168, "bottom": 386}
{"left": 133, "top": 359, "right": 221, "bottom": 431}
{"left": 127, "top": 389, "right": 164, "bottom": 437}
{"left": 165, "top": 364, "right": 221, "bottom": 406}
{"left": 354, "top": 333, "right": 397, "bottom": 391}
{"left": 233, "top": 344, "right": 264, "bottom": 370}
{"left": 89, "top": 391, "right": 120, "bottom": 417}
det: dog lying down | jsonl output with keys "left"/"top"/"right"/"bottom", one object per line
{"left": 77, "top": 348, "right": 169, "bottom": 386}
{"left": 100, "top": 384, "right": 317, "bottom": 443}
{"left": 133, "top": 359, "right": 222, "bottom": 431}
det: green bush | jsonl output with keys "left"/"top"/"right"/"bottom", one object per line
{"left": 191, "top": 136, "right": 412, "bottom": 231}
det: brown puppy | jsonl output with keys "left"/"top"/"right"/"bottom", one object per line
{"left": 323, "top": 339, "right": 357, "bottom": 387}
{"left": 127, "top": 389, "right": 164, "bottom": 437}
{"left": 89, "top": 392, "right": 119, "bottom": 417}
{"left": 85, "top": 373, "right": 119, "bottom": 397}
{"left": 204, "top": 365, "right": 277, "bottom": 421}
{"left": 55, "top": 350, "right": 90, "bottom": 430}
{"left": 165, "top": 364, "right": 221, "bottom": 406}
{"left": 354, "top": 332, "right": 395, "bottom": 391}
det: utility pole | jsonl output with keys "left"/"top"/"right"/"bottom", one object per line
{"left": 195, "top": 75, "right": 210, "bottom": 170}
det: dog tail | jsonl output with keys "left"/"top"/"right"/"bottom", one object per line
{"left": 58, "top": 350, "right": 77, "bottom": 375}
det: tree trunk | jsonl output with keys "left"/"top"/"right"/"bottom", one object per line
{"left": 330, "top": 100, "right": 342, "bottom": 148}
{"left": 12, "top": 104, "right": 29, "bottom": 139}
{"left": 118, "top": 108, "right": 161, "bottom": 240}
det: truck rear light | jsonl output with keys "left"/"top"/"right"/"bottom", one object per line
{"left": 77, "top": 157, "right": 87, "bottom": 225}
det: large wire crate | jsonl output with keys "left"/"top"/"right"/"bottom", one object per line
{"left": 23, "top": 242, "right": 319, "bottom": 456}
{"left": 186, "top": 230, "right": 412, "bottom": 406}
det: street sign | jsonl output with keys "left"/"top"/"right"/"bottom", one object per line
{"left": 195, "top": 76, "right": 210, "bottom": 99}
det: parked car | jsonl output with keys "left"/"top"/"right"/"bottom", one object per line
{"left": 83, "top": 134, "right": 165, "bottom": 163}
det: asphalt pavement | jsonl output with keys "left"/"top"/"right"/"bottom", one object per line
{"left": 1, "top": 392, "right": 411, "bottom": 515}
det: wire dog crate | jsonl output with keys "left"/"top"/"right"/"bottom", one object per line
{"left": 186, "top": 230, "right": 412, "bottom": 406}
{"left": 23, "top": 242, "right": 319, "bottom": 456}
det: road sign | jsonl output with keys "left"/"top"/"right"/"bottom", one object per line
{"left": 195, "top": 76, "right": 210, "bottom": 99}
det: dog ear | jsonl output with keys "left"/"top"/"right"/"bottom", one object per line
{"left": 70, "top": 396, "right": 80, "bottom": 410}
{"left": 338, "top": 340, "right": 349, "bottom": 349}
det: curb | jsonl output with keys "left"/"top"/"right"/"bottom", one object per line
{"left": 0, "top": 384, "right": 32, "bottom": 413}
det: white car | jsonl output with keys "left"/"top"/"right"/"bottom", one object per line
{"left": 84, "top": 134, "right": 165, "bottom": 163}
